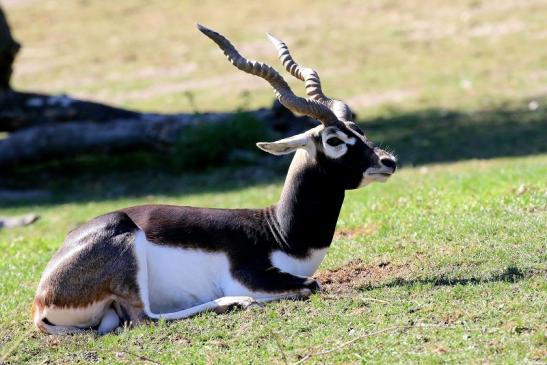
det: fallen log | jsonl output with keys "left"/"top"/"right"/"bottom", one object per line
{"left": 0, "top": 113, "right": 248, "bottom": 167}
{"left": 0, "top": 213, "right": 39, "bottom": 229}
{"left": 0, "top": 106, "right": 314, "bottom": 168}
{"left": 0, "top": 90, "right": 143, "bottom": 132}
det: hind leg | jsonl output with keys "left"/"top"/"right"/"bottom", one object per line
{"left": 97, "top": 308, "right": 120, "bottom": 335}
{"left": 114, "top": 296, "right": 147, "bottom": 328}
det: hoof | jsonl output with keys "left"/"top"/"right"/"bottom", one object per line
{"left": 215, "top": 296, "right": 260, "bottom": 313}
{"left": 304, "top": 278, "right": 322, "bottom": 293}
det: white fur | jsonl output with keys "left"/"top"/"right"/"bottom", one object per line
{"left": 41, "top": 298, "right": 113, "bottom": 328}
{"left": 98, "top": 308, "right": 120, "bottom": 334}
{"left": 132, "top": 231, "right": 322, "bottom": 320}
{"left": 321, "top": 130, "right": 356, "bottom": 159}
{"left": 359, "top": 171, "right": 390, "bottom": 187}
{"left": 256, "top": 132, "right": 310, "bottom": 155}
{"left": 133, "top": 231, "right": 231, "bottom": 315}
{"left": 324, "top": 141, "right": 348, "bottom": 158}
{"left": 270, "top": 248, "right": 328, "bottom": 277}
{"left": 336, "top": 131, "right": 356, "bottom": 145}
{"left": 359, "top": 160, "right": 395, "bottom": 187}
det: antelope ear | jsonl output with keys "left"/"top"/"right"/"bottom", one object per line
{"left": 256, "top": 132, "right": 310, "bottom": 155}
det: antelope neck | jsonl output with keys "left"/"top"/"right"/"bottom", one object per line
{"left": 268, "top": 150, "right": 345, "bottom": 255}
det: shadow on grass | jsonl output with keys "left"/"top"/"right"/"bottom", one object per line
{"left": 363, "top": 266, "right": 541, "bottom": 290}
{"left": 363, "top": 102, "right": 547, "bottom": 167}
{"left": 0, "top": 157, "right": 290, "bottom": 208}
{"left": 1, "top": 100, "right": 546, "bottom": 207}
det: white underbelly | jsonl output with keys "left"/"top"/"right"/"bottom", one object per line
{"left": 133, "top": 231, "right": 231, "bottom": 314}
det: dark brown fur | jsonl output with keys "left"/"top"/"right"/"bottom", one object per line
{"left": 33, "top": 212, "right": 146, "bottom": 328}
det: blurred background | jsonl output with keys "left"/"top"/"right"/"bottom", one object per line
{"left": 0, "top": 0, "right": 546, "bottom": 200}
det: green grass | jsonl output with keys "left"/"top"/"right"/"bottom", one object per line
{"left": 1, "top": 156, "right": 545, "bottom": 364}
{"left": 1, "top": 0, "right": 547, "bottom": 363}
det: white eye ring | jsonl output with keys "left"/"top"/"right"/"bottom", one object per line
{"left": 322, "top": 134, "right": 348, "bottom": 159}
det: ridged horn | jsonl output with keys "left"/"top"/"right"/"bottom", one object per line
{"left": 197, "top": 24, "right": 338, "bottom": 126}
{"left": 266, "top": 33, "right": 353, "bottom": 122}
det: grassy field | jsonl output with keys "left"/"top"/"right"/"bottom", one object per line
{"left": 1, "top": 157, "right": 545, "bottom": 364}
{"left": 1, "top": 0, "right": 547, "bottom": 363}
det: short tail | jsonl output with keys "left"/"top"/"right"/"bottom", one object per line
{"left": 35, "top": 318, "right": 84, "bottom": 335}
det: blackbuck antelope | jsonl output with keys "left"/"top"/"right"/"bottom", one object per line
{"left": 32, "top": 25, "right": 397, "bottom": 335}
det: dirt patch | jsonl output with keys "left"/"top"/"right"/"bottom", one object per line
{"left": 314, "top": 259, "right": 413, "bottom": 294}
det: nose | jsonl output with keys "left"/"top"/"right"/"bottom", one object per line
{"left": 380, "top": 157, "right": 397, "bottom": 171}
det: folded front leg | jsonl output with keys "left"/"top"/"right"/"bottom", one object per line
{"left": 228, "top": 265, "right": 321, "bottom": 302}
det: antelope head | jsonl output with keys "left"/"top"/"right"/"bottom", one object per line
{"left": 199, "top": 25, "right": 396, "bottom": 189}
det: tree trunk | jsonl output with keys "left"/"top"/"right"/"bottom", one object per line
{"left": 0, "top": 5, "right": 20, "bottom": 90}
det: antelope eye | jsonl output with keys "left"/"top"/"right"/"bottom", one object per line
{"left": 326, "top": 137, "right": 344, "bottom": 147}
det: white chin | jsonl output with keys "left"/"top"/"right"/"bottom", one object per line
{"left": 358, "top": 174, "right": 389, "bottom": 188}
